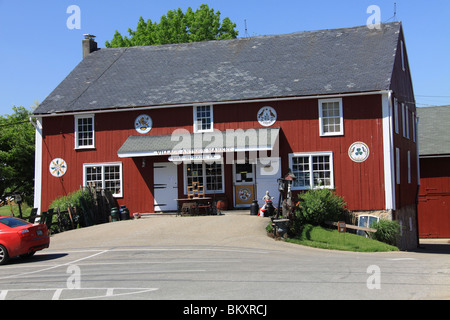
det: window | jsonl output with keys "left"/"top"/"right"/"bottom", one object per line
{"left": 193, "top": 105, "right": 213, "bottom": 132}
{"left": 402, "top": 103, "right": 406, "bottom": 137}
{"left": 396, "top": 148, "right": 400, "bottom": 184}
{"left": 83, "top": 163, "right": 122, "bottom": 197}
{"left": 401, "top": 40, "right": 405, "bottom": 71}
{"left": 394, "top": 98, "right": 399, "bottom": 134}
{"left": 319, "top": 99, "right": 343, "bottom": 136}
{"left": 357, "top": 215, "right": 379, "bottom": 237}
{"left": 289, "top": 152, "right": 334, "bottom": 190}
{"left": 185, "top": 161, "right": 224, "bottom": 194}
{"left": 407, "top": 150, "right": 411, "bottom": 184}
{"left": 405, "top": 105, "right": 410, "bottom": 139}
{"left": 75, "top": 115, "right": 95, "bottom": 149}
{"left": 412, "top": 111, "right": 416, "bottom": 142}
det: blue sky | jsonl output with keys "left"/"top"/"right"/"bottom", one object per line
{"left": 0, "top": 0, "right": 449, "bottom": 116}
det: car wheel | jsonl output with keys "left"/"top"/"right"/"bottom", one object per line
{"left": 0, "top": 245, "right": 9, "bottom": 265}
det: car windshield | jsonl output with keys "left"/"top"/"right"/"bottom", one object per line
{"left": 0, "top": 217, "right": 29, "bottom": 228}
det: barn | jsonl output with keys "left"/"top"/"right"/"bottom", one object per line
{"left": 417, "top": 105, "right": 450, "bottom": 238}
{"left": 32, "top": 22, "right": 419, "bottom": 249}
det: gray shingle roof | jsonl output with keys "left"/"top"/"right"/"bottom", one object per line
{"left": 417, "top": 106, "right": 450, "bottom": 156}
{"left": 34, "top": 22, "right": 402, "bottom": 115}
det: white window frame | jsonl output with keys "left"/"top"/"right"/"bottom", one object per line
{"left": 401, "top": 40, "right": 406, "bottom": 72}
{"left": 289, "top": 152, "right": 334, "bottom": 190}
{"left": 357, "top": 215, "right": 380, "bottom": 237}
{"left": 183, "top": 161, "right": 224, "bottom": 194}
{"left": 402, "top": 103, "right": 406, "bottom": 138}
{"left": 405, "top": 105, "right": 410, "bottom": 139}
{"left": 412, "top": 111, "right": 416, "bottom": 142}
{"left": 75, "top": 114, "right": 95, "bottom": 149}
{"left": 193, "top": 105, "right": 214, "bottom": 133}
{"left": 318, "top": 98, "right": 344, "bottom": 136}
{"left": 394, "top": 98, "right": 399, "bottom": 134}
{"left": 396, "top": 148, "right": 401, "bottom": 185}
{"left": 83, "top": 162, "right": 123, "bottom": 197}
{"left": 407, "top": 150, "right": 411, "bottom": 184}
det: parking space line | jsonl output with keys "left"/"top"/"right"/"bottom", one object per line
{"left": 0, "top": 250, "right": 109, "bottom": 280}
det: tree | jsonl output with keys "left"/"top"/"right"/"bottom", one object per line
{"left": 0, "top": 106, "right": 35, "bottom": 204}
{"left": 105, "top": 4, "right": 238, "bottom": 48}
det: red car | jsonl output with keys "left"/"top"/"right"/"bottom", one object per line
{"left": 0, "top": 216, "right": 50, "bottom": 265}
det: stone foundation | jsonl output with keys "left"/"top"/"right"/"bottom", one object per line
{"left": 346, "top": 205, "right": 419, "bottom": 250}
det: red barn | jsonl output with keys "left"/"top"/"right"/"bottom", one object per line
{"left": 417, "top": 105, "right": 450, "bottom": 238}
{"left": 33, "top": 22, "right": 419, "bottom": 249}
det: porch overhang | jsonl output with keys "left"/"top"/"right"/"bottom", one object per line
{"left": 117, "top": 127, "right": 280, "bottom": 159}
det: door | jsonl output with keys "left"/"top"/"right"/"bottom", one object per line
{"left": 154, "top": 162, "right": 178, "bottom": 212}
{"left": 233, "top": 163, "right": 255, "bottom": 207}
{"left": 256, "top": 157, "right": 281, "bottom": 208}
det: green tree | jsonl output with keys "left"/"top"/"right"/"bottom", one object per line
{"left": 105, "top": 4, "right": 238, "bottom": 48}
{"left": 0, "top": 106, "right": 35, "bottom": 203}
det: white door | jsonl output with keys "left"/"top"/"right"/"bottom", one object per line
{"left": 256, "top": 158, "right": 281, "bottom": 208}
{"left": 154, "top": 162, "right": 178, "bottom": 212}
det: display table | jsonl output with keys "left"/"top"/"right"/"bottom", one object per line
{"left": 175, "top": 197, "right": 214, "bottom": 216}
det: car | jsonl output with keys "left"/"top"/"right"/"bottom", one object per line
{"left": 0, "top": 216, "right": 50, "bottom": 265}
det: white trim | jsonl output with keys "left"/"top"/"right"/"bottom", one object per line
{"left": 407, "top": 150, "right": 411, "bottom": 184}
{"left": 382, "top": 92, "right": 396, "bottom": 210}
{"left": 402, "top": 103, "right": 406, "bottom": 138}
{"left": 83, "top": 162, "right": 123, "bottom": 197}
{"left": 394, "top": 98, "right": 399, "bottom": 134}
{"left": 289, "top": 151, "right": 334, "bottom": 190}
{"left": 396, "top": 148, "right": 401, "bottom": 185}
{"left": 75, "top": 114, "right": 95, "bottom": 149}
{"left": 405, "top": 105, "right": 409, "bottom": 139}
{"left": 193, "top": 105, "right": 214, "bottom": 133}
{"left": 33, "top": 117, "right": 43, "bottom": 214}
{"left": 401, "top": 40, "right": 406, "bottom": 71}
{"left": 32, "top": 90, "right": 392, "bottom": 118}
{"left": 318, "top": 98, "right": 344, "bottom": 136}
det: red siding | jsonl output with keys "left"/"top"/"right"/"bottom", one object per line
{"left": 418, "top": 157, "right": 450, "bottom": 238}
{"left": 40, "top": 94, "right": 392, "bottom": 214}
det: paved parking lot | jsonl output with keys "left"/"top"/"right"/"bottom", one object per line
{"left": 0, "top": 211, "right": 449, "bottom": 300}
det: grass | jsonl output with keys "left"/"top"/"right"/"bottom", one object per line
{"left": 285, "top": 224, "right": 399, "bottom": 252}
{"left": 0, "top": 203, "right": 33, "bottom": 218}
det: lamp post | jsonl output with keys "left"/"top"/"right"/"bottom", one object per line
{"left": 276, "top": 169, "right": 296, "bottom": 219}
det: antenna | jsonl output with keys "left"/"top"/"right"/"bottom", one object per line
{"left": 244, "top": 19, "right": 249, "bottom": 38}
{"left": 394, "top": 2, "right": 397, "bottom": 21}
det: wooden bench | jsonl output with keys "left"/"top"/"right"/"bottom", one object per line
{"left": 325, "top": 221, "right": 377, "bottom": 237}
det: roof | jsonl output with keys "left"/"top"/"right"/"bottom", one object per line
{"left": 34, "top": 22, "right": 403, "bottom": 115}
{"left": 117, "top": 127, "right": 280, "bottom": 158}
{"left": 417, "top": 105, "right": 450, "bottom": 157}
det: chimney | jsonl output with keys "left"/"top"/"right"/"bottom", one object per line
{"left": 82, "top": 34, "right": 97, "bottom": 59}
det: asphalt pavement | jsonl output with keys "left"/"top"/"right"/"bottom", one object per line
{"left": 0, "top": 211, "right": 449, "bottom": 301}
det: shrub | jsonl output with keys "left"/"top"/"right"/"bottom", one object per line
{"left": 294, "top": 188, "right": 347, "bottom": 226}
{"left": 370, "top": 219, "right": 401, "bottom": 246}
{"left": 49, "top": 188, "right": 94, "bottom": 212}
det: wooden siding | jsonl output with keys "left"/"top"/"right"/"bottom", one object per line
{"left": 390, "top": 26, "right": 419, "bottom": 210}
{"left": 418, "top": 157, "right": 450, "bottom": 238}
{"left": 40, "top": 94, "right": 392, "bottom": 214}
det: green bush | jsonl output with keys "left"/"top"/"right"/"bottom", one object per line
{"left": 294, "top": 188, "right": 347, "bottom": 227}
{"left": 370, "top": 219, "right": 401, "bottom": 246}
{"left": 49, "top": 188, "right": 94, "bottom": 212}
